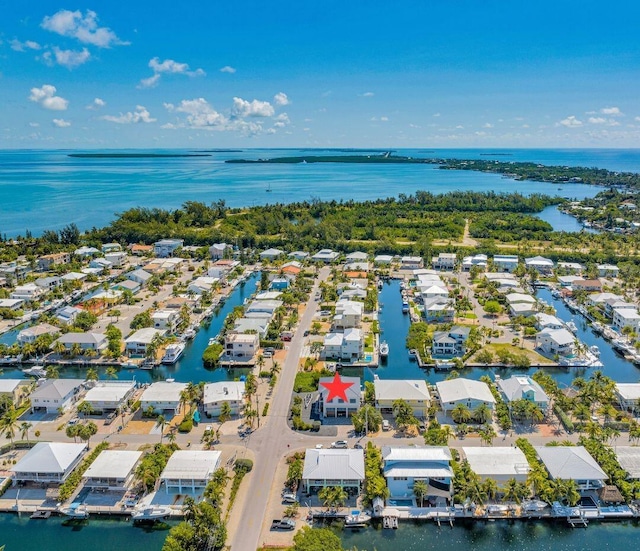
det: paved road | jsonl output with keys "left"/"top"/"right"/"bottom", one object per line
{"left": 229, "top": 266, "right": 330, "bottom": 551}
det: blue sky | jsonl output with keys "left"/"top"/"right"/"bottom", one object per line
{"left": 2, "top": 0, "right": 640, "bottom": 148}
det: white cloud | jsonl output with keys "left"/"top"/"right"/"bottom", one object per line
{"left": 559, "top": 115, "right": 582, "bottom": 128}
{"left": 86, "top": 98, "right": 106, "bottom": 110}
{"left": 232, "top": 97, "right": 274, "bottom": 118}
{"left": 10, "top": 39, "right": 41, "bottom": 52}
{"left": 274, "top": 92, "right": 289, "bottom": 106}
{"left": 220, "top": 65, "right": 236, "bottom": 73}
{"left": 380, "top": 116, "right": 389, "bottom": 122}
{"left": 409, "top": 123, "right": 421, "bottom": 128}
{"left": 432, "top": 113, "right": 441, "bottom": 117}
{"left": 52, "top": 118, "right": 71, "bottom": 128}
{"left": 483, "top": 123, "right": 494, "bottom": 128}
{"left": 588, "top": 117, "right": 606, "bottom": 124}
{"left": 49, "top": 47, "right": 91, "bottom": 69}
{"left": 137, "top": 74, "right": 161, "bottom": 89}
{"left": 41, "top": 9, "right": 126, "bottom": 48}
{"left": 601, "top": 106, "right": 622, "bottom": 116}
{"left": 173, "top": 98, "right": 228, "bottom": 128}
{"left": 29, "top": 85, "right": 69, "bottom": 110}
{"left": 360, "top": 92, "right": 374, "bottom": 97}
{"left": 635, "top": 117, "right": 640, "bottom": 123}
{"left": 29, "top": 122, "right": 40, "bottom": 127}
{"left": 102, "top": 105, "right": 156, "bottom": 124}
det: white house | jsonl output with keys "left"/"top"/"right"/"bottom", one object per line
{"left": 615, "top": 383, "right": 640, "bottom": 411}
{"left": 127, "top": 269, "right": 153, "bottom": 287}
{"left": 492, "top": 255, "right": 520, "bottom": 273}
{"left": 246, "top": 299, "right": 283, "bottom": 315}
{"left": 432, "top": 252, "right": 457, "bottom": 270}
{"left": 423, "top": 297, "right": 455, "bottom": 322}
{"left": 30, "top": 378, "right": 85, "bottom": 413}
{"left": 535, "top": 313, "right": 564, "bottom": 331}
{"left": 105, "top": 251, "right": 127, "bottom": 267}
{"left": 233, "top": 315, "right": 270, "bottom": 337}
{"left": 224, "top": 332, "right": 259, "bottom": 360}
{"left": 615, "top": 447, "right": 640, "bottom": 480}
{"left": 0, "top": 379, "right": 31, "bottom": 407}
{"left": 35, "top": 276, "right": 61, "bottom": 291}
{"left": 400, "top": 256, "right": 424, "bottom": 269}
{"left": 597, "top": 264, "right": 620, "bottom": 278}
{"left": 102, "top": 243, "right": 122, "bottom": 253}
{"left": 74, "top": 246, "right": 100, "bottom": 258}
{"left": 302, "top": 448, "right": 365, "bottom": 493}
{"left": 83, "top": 450, "right": 142, "bottom": 490}
{"left": 12, "top": 442, "right": 87, "bottom": 484}
{"left": 0, "top": 298, "right": 24, "bottom": 311}
{"left": 17, "top": 322, "right": 59, "bottom": 344}
{"left": 462, "top": 254, "right": 488, "bottom": 272}
{"left": 312, "top": 249, "right": 340, "bottom": 263}
{"left": 382, "top": 446, "right": 453, "bottom": 504}
{"left": 346, "top": 251, "right": 368, "bottom": 262}
{"left": 534, "top": 446, "right": 607, "bottom": 491}
{"left": 496, "top": 375, "right": 549, "bottom": 409}
{"left": 431, "top": 326, "right": 470, "bottom": 358}
{"left": 203, "top": 381, "right": 245, "bottom": 416}
{"left": 557, "top": 262, "right": 585, "bottom": 274}
{"left": 436, "top": 378, "right": 495, "bottom": 414}
{"left": 125, "top": 328, "right": 166, "bottom": 355}
{"left": 535, "top": 328, "right": 575, "bottom": 357}
{"left": 525, "top": 256, "right": 554, "bottom": 274}
{"left": 140, "top": 381, "right": 187, "bottom": 414}
{"left": 188, "top": 276, "right": 219, "bottom": 295}
{"left": 154, "top": 239, "right": 184, "bottom": 258}
{"left": 55, "top": 306, "right": 86, "bottom": 326}
{"left": 54, "top": 332, "right": 108, "bottom": 353}
{"left": 319, "top": 375, "right": 361, "bottom": 417}
{"left": 288, "top": 251, "right": 309, "bottom": 261}
{"left": 209, "top": 243, "right": 232, "bottom": 260}
{"left": 612, "top": 308, "right": 640, "bottom": 333}
{"left": 152, "top": 309, "right": 180, "bottom": 333}
{"left": 322, "top": 328, "right": 362, "bottom": 361}
{"left": 374, "top": 379, "right": 430, "bottom": 418}
{"left": 10, "top": 283, "right": 44, "bottom": 301}
{"left": 161, "top": 450, "right": 222, "bottom": 494}
{"left": 259, "top": 247, "right": 285, "bottom": 260}
{"left": 462, "top": 447, "right": 530, "bottom": 483}
{"left": 83, "top": 380, "right": 136, "bottom": 412}
{"left": 374, "top": 254, "right": 394, "bottom": 265}
{"left": 89, "top": 257, "right": 113, "bottom": 271}
{"left": 421, "top": 285, "right": 449, "bottom": 300}
{"left": 333, "top": 300, "right": 363, "bottom": 329}
{"left": 61, "top": 272, "right": 87, "bottom": 283}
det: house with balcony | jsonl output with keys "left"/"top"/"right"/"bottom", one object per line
{"left": 525, "top": 256, "right": 554, "bottom": 274}
{"left": 10, "top": 283, "right": 44, "bottom": 302}
{"left": 400, "top": 256, "right": 424, "bottom": 270}
{"left": 535, "top": 313, "right": 565, "bottom": 331}
{"left": 423, "top": 297, "right": 455, "bottom": 322}
{"left": 152, "top": 309, "right": 180, "bottom": 333}
{"left": 322, "top": 328, "right": 363, "bottom": 362}
{"left": 124, "top": 328, "right": 166, "bottom": 355}
{"left": 382, "top": 446, "right": 453, "bottom": 505}
{"left": 614, "top": 383, "right": 640, "bottom": 411}
{"left": 461, "top": 254, "right": 488, "bottom": 272}
{"left": 333, "top": 300, "right": 363, "bottom": 329}
{"left": 140, "top": 381, "right": 187, "bottom": 414}
{"left": 496, "top": 375, "right": 549, "bottom": 409}
{"left": 83, "top": 450, "right": 142, "bottom": 490}
{"left": 17, "top": 323, "right": 60, "bottom": 344}
{"left": 35, "top": 276, "right": 62, "bottom": 291}
{"left": 0, "top": 379, "right": 31, "bottom": 407}
{"left": 224, "top": 332, "right": 259, "bottom": 360}
{"left": 432, "top": 252, "right": 457, "bottom": 271}
{"left": 54, "top": 332, "right": 108, "bottom": 353}
{"left": 259, "top": 247, "right": 285, "bottom": 261}
{"left": 535, "top": 327, "right": 575, "bottom": 357}
{"left": 572, "top": 279, "right": 602, "bottom": 292}
{"left": 37, "top": 252, "right": 71, "bottom": 272}
{"left": 302, "top": 448, "right": 365, "bottom": 493}
{"left": 612, "top": 308, "right": 640, "bottom": 333}
{"left": 534, "top": 446, "right": 607, "bottom": 491}
{"left": 153, "top": 239, "right": 184, "bottom": 258}
{"left": 557, "top": 262, "right": 585, "bottom": 275}
{"left": 461, "top": 447, "right": 530, "bottom": 483}
{"left": 374, "top": 379, "right": 430, "bottom": 418}
{"left": 436, "top": 378, "right": 495, "bottom": 414}
{"left": 203, "top": 381, "right": 245, "bottom": 416}
{"left": 319, "top": 375, "right": 360, "bottom": 417}
{"left": 30, "top": 379, "right": 85, "bottom": 414}
{"left": 597, "top": 264, "right": 620, "bottom": 278}
{"left": 209, "top": 243, "right": 232, "bottom": 260}
{"left": 492, "top": 255, "right": 520, "bottom": 273}
{"left": 83, "top": 380, "right": 136, "bottom": 412}
{"left": 161, "top": 450, "right": 222, "bottom": 494}
{"left": 56, "top": 305, "right": 83, "bottom": 325}
{"left": 127, "top": 269, "right": 153, "bottom": 287}
{"left": 11, "top": 442, "right": 87, "bottom": 484}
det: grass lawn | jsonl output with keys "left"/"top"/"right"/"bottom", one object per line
{"left": 484, "top": 343, "right": 555, "bottom": 365}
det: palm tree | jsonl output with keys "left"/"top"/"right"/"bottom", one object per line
{"left": 219, "top": 401, "right": 232, "bottom": 424}
{"left": 78, "top": 421, "right": 98, "bottom": 444}
{"left": 85, "top": 367, "right": 98, "bottom": 381}
{"left": 413, "top": 480, "right": 429, "bottom": 507}
{"left": 156, "top": 414, "right": 166, "bottom": 443}
{"left": 167, "top": 427, "right": 177, "bottom": 444}
{"left": 77, "top": 401, "right": 94, "bottom": 417}
{"left": 0, "top": 406, "right": 19, "bottom": 447}
{"left": 502, "top": 478, "right": 521, "bottom": 503}
{"left": 474, "top": 403, "right": 492, "bottom": 424}
{"left": 71, "top": 342, "right": 82, "bottom": 358}
{"left": 482, "top": 478, "right": 499, "bottom": 502}
{"left": 19, "top": 421, "right": 32, "bottom": 443}
{"left": 393, "top": 399, "right": 416, "bottom": 428}
{"left": 451, "top": 403, "right": 472, "bottom": 424}
{"left": 45, "top": 365, "right": 59, "bottom": 379}
{"left": 105, "top": 366, "right": 118, "bottom": 379}
{"left": 479, "top": 424, "right": 496, "bottom": 446}
{"left": 270, "top": 361, "right": 281, "bottom": 378}
{"left": 256, "top": 354, "right": 265, "bottom": 371}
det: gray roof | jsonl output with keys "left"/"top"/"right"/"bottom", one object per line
{"left": 31, "top": 379, "right": 84, "bottom": 401}
{"left": 497, "top": 375, "right": 549, "bottom": 403}
{"left": 84, "top": 450, "right": 142, "bottom": 480}
{"left": 12, "top": 442, "right": 86, "bottom": 475}
{"left": 462, "top": 447, "right": 530, "bottom": 477}
{"left": 161, "top": 450, "right": 222, "bottom": 480}
{"left": 374, "top": 380, "right": 430, "bottom": 402}
{"left": 614, "top": 447, "right": 640, "bottom": 479}
{"left": 56, "top": 332, "right": 107, "bottom": 345}
{"left": 534, "top": 446, "right": 607, "bottom": 481}
{"left": 382, "top": 446, "right": 451, "bottom": 463}
{"left": 302, "top": 449, "right": 365, "bottom": 481}
{"left": 436, "top": 378, "right": 495, "bottom": 404}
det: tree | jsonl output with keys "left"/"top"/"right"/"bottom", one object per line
{"left": 156, "top": 414, "right": 166, "bottom": 443}
{"left": 413, "top": 480, "right": 429, "bottom": 507}
{"left": 451, "top": 403, "right": 472, "bottom": 424}
{"left": 479, "top": 424, "right": 497, "bottom": 446}
{"left": 474, "top": 403, "right": 493, "bottom": 424}
{"left": 66, "top": 424, "right": 81, "bottom": 442}
{"left": 77, "top": 401, "right": 94, "bottom": 417}
{"left": 85, "top": 367, "right": 98, "bottom": 381}
{"left": 106, "top": 366, "right": 119, "bottom": 379}
{"left": 483, "top": 300, "right": 503, "bottom": 317}
{"left": 219, "top": 401, "right": 232, "bottom": 424}
{"left": 19, "top": 421, "right": 32, "bottom": 443}
{"left": 352, "top": 404, "right": 382, "bottom": 434}
{"left": 476, "top": 349, "right": 494, "bottom": 364}
{"left": 78, "top": 421, "right": 98, "bottom": 444}
{"left": 0, "top": 406, "right": 19, "bottom": 446}
{"left": 292, "top": 526, "right": 344, "bottom": 551}
{"left": 393, "top": 399, "right": 417, "bottom": 429}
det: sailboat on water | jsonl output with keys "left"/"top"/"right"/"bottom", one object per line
{"left": 266, "top": 182, "right": 272, "bottom": 192}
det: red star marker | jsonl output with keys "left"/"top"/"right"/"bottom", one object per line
{"left": 320, "top": 373, "right": 354, "bottom": 402}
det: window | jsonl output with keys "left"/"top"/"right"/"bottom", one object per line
{"left": 394, "top": 477, "right": 407, "bottom": 481}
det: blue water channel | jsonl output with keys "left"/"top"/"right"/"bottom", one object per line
{"left": 0, "top": 272, "right": 260, "bottom": 384}
{"left": 343, "top": 279, "right": 638, "bottom": 387}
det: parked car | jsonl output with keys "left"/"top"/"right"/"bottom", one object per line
{"left": 382, "top": 419, "right": 391, "bottom": 431}
{"left": 330, "top": 440, "right": 348, "bottom": 449}
{"left": 271, "top": 518, "right": 296, "bottom": 531}
{"left": 282, "top": 492, "right": 297, "bottom": 503}
{"left": 104, "top": 412, "right": 117, "bottom": 426}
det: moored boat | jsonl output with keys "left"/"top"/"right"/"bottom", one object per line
{"left": 379, "top": 341, "right": 389, "bottom": 358}
{"left": 161, "top": 342, "right": 186, "bottom": 364}
{"left": 402, "top": 301, "right": 409, "bottom": 314}
{"left": 344, "top": 510, "right": 371, "bottom": 528}
{"left": 131, "top": 506, "right": 172, "bottom": 521}
{"left": 59, "top": 503, "right": 89, "bottom": 519}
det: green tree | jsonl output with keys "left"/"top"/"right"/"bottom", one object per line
{"left": 19, "top": 421, "right": 33, "bottom": 443}
{"left": 352, "top": 404, "right": 382, "bottom": 434}
{"left": 292, "top": 526, "right": 344, "bottom": 551}
{"left": 451, "top": 403, "right": 472, "bottom": 424}
{"left": 0, "top": 406, "right": 19, "bottom": 446}
{"left": 156, "top": 414, "right": 166, "bottom": 443}
{"left": 78, "top": 421, "right": 98, "bottom": 444}
{"left": 413, "top": 479, "right": 429, "bottom": 507}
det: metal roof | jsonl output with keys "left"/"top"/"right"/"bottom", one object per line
{"left": 462, "top": 447, "right": 530, "bottom": 477}
{"left": 374, "top": 380, "right": 430, "bottom": 402}
{"left": 161, "top": 450, "right": 221, "bottom": 480}
{"left": 436, "top": 378, "right": 495, "bottom": 404}
{"left": 382, "top": 446, "right": 451, "bottom": 462}
{"left": 614, "top": 447, "right": 640, "bottom": 479}
{"left": 12, "top": 442, "right": 86, "bottom": 475}
{"left": 84, "top": 450, "right": 142, "bottom": 480}
{"left": 534, "top": 446, "right": 607, "bottom": 481}
{"left": 302, "top": 449, "right": 365, "bottom": 481}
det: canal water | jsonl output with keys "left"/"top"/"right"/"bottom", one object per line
{"left": 343, "top": 280, "right": 638, "bottom": 388}
{"left": 537, "top": 205, "right": 596, "bottom": 233}
{"left": 0, "top": 272, "right": 260, "bottom": 385}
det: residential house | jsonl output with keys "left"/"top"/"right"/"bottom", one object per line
{"left": 431, "top": 325, "right": 470, "bottom": 358}
{"left": 612, "top": 308, "right": 640, "bottom": 333}
{"left": 153, "top": 239, "right": 184, "bottom": 258}
{"left": 614, "top": 447, "right": 640, "bottom": 480}
{"left": 345, "top": 251, "right": 368, "bottom": 262}
{"left": 233, "top": 315, "right": 271, "bottom": 337}
{"left": 492, "top": 255, "right": 520, "bottom": 273}
{"left": 302, "top": 448, "right": 365, "bottom": 493}
{"left": 597, "top": 264, "right": 620, "bottom": 278}
{"left": 506, "top": 292, "right": 537, "bottom": 317}
{"left": 127, "top": 269, "right": 153, "bottom": 287}
{"left": 0, "top": 298, "right": 23, "bottom": 310}
{"left": 161, "top": 450, "right": 222, "bottom": 493}
{"left": 558, "top": 275, "right": 582, "bottom": 287}
{"left": 0, "top": 379, "right": 31, "bottom": 407}
{"left": 374, "top": 254, "right": 394, "bottom": 265}
{"left": 534, "top": 446, "right": 607, "bottom": 491}
{"left": 37, "top": 252, "right": 70, "bottom": 272}
{"left": 11, "top": 442, "right": 87, "bottom": 484}
{"left": 208, "top": 259, "right": 239, "bottom": 279}
{"left": 35, "top": 276, "right": 61, "bottom": 291}
{"left": 224, "top": 332, "right": 259, "bottom": 360}
{"left": 382, "top": 446, "right": 453, "bottom": 504}
{"left": 435, "top": 378, "right": 495, "bottom": 414}
{"left": 333, "top": 300, "right": 363, "bottom": 329}
{"left": 259, "top": 247, "right": 285, "bottom": 261}
{"left": 112, "top": 279, "right": 140, "bottom": 294}
{"left": 246, "top": 299, "right": 283, "bottom": 316}
{"left": 400, "top": 256, "right": 424, "bottom": 269}
{"left": 557, "top": 262, "right": 585, "bottom": 274}
{"left": 188, "top": 276, "right": 219, "bottom": 295}
{"left": 432, "top": 252, "right": 457, "bottom": 270}
{"left": 269, "top": 277, "right": 290, "bottom": 290}
{"left": 588, "top": 292, "right": 623, "bottom": 309}
{"left": 105, "top": 251, "right": 127, "bottom": 267}
{"left": 462, "top": 447, "right": 530, "bottom": 483}
{"left": 343, "top": 261, "right": 370, "bottom": 275}
{"left": 10, "top": 283, "right": 44, "bottom": 302}
{"left": 101, "top": 243, "right": 122, "bottom": 253}
{"left": 124, "top": 328, "right": 166, "bottom": 355}
{"left": 534, "top": 313, "right": 565, "bottom": 331}
{"left": 128, "top": 244, "right": 154, "bottom": 256}
{"left": 203, "top": 381, "right": 245, "bottom": 416}
{"left": 280, "top": 261, "right": 302, "bottom": 276}
{"left": 74, "top": 246, "right": 100, "bottom": 258}
{"left": 0, "top": 261, "right": 30, "bottom": 283}
{"left": 140, "top": 381, "right": 187, "bottom": 414}
{"left": 54, "top": 332, "right": 108, "bottom": 353}
{"left": 83, "top": 450, "right": 142, "bottom": 490}
{"left": 61, "top": 271, "right": 87, "bottom": 284}
{"left": 572, "top": 279, "right": 602, "bottom": 292}
{"left": 209, "top": 243, "right": 232, "bottom": 260}
{"left": 614, "top": 383, "right": 640, "bottom": 411}
{"left": 496, "top": 375, "right": 549, "bottom": 409}
{"left": 17, "top": 323, "right": 59, "bottom": 344}
{"left": 89, "top": 257, "right": 112, "bottom": 271}
{"left": 83, "top": 380, "right": 136, "bottom": 412}
{"left": 152, "top": 309, "right": 180, "bottom": 333}
{"left": 30, "top": 378, "right": 85, "bottom": 413}
{"left": 322, "top": 328, "right": 362, "bottom": 362}
{"left": 374, "top": 379, "right": 430, "bottom": 418}
{"left": 535, "top": 328, "right": 575, "bottom": 357}
{"left": 319, "top": 375, "right": 361, "bottom": 417}
{"left": 56, "top": 305, "right": 82, "bottom": 325}
{"left": 423, "top": 296, "right": 455, "bottom": 322}
{"left": 312, "top": 249, "right": 340, "bottom": 263}
{"left": 288, "top": 251, "right": 309, "bottom": 261}
{"left": 525, "top": 256, "right": 554, "bottom": 274}
{"left": 462, "top": 254, "right": 488, "bottom": 272}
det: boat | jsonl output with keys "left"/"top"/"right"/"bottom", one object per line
{"left": 434, "top": 360, "right": 456, "bottom": 371}
{"left": 22, "top": 365, "right": 47, "bottom": 378}
{"left": 59, "top": 502, "right": 89, "bottom": 519}
{"left": 377, "top": 280, "right": 383, "bottom": 290}
{"left": 162, "top": 342, "right": 186, "bottom": 364}
{"left": 402, "top": 301, "right": 409, "bottom": 314}
{"left": 566, "top": 320, "right": 578, "bottom": 333}
{"left": 131, "top": 506, "right": 172, "bottom": 521}
{"left": 183, "top": 328, "right": 196, "bottom": 340}
{"left": 121, "top": 361, "right": 138, "bottom": 369}
{"left": 522, "top": 500, "right": 549, "bottom": 513}
{"left": 344, "top": 510, "right": 371, "bottom": 528}
{"left": 589, "top": 345, "right": 601, "bottom": 357}
{"left": 379, "top": 341, "right": 389, "bottom": 358}
{"left": 208, "top": 337, "right": 218, "bottom": 346}
{"left": 266, "top": 182, "right": 272, "bottom": 192}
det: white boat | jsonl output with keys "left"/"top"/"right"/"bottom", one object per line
{"left": 566, "top": 320, "right": 578, "bottom": 333}
{"left": 589, "top": 345, "right": 600, "bottom": 357}
{"left": 522, "top": 500, "right": 549, "bottom": 512}
{"left": 183, "top": 328, "right": 196, "bottom": 340}
{"left": 379, "top": 341, "right": 389, "bottom": 358}
{"left": 22, "top": 365, "right": 47, "bottom": 378}
{"left": 59, "top": 502, "right": 89, "bottom": 519}
{"left": 377, "top": 280, "right": 383, "bottom": 290}
{"left": 434, "top": 360, "right": 456, "bottom": 371}
{"left": 162, "top": 342, "right": 186, "bottom": 364}
{"left": 131, "top": 506, "right": 172, "bottom": 520}
{"left": 402, "top": 301, "right": 409, "bottom": 314}
{"left": 344, "top": 510, "right": 371, "bottom": 528}
{"left": 208, "top": 337, "right": 218, "bottom": 346}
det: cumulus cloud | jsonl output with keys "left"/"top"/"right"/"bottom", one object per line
{"left": 232, "top": 97, "right": 274, "bottom": 118}
{"left": 274, "top": 92, "right": 289, "bottom": 106}
{"left": 86, "top": 97, "right": 106, "bottom": 110}
{"left": 559, "top": 115, "right": 582, "bottom": 128}
{"left": 588, "top": 117, "right": 607, "bottom": 124}
{"left": 41, "top": 9, "right": 127, "bottom": 48}
{"left": 29, "top": 122, "right": 40, "bottom": 127}
{"left": 171, "top": 98, "right": 228, "bottom": 128}
{"left": 220, "top": 65, "right": 236, "bottom": 73}
{"left": 29, "top": 85, "right": 69, "bottom": 110}
{"left": 360, "top": 92, "right": 374, "bottom": 97}
{"left": 483, "top": 123, "right": 494, "bottom": 128}
{"left": 102, "top": 105, "right": 155, "bottom": 124}
{"left": 45, "top": 47, "right": 91, "bottom": 69}
{"left": 10, "top": 39, "right": 41, "bottom": 51}
{"left": 52, "top": 118, "right": 71, "bottom": 128}
{"left": 139, "top": 57, "right": 205, "bottom": 88}
{"left": 601, "top": 106, "right": 622, "bottom": 116}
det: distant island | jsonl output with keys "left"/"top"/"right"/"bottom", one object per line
{"left": 226, "top": 153, "right": 429, "bottom": 164}
{"left": 192, "top": 149, "right": 243, "bottom": 153}
{"left": 68, "top": 153, "right": 212, "bottom": 158}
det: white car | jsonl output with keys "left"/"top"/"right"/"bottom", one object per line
{"left": 330, "top": 440, "right": 348, "bottom": 449}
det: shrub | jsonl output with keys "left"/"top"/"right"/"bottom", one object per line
{"left": 130, "top": 400, "right": 141, "bottom": 413}
{"left": 312, "top": 420, "right": 321, "bottom": 432}
{"left": 178, "top": 418, "right": 193, "bottom": 433}
{"left": 59, "top": 442, "right": 108, "bottom": 501}
{"left": 262, "top": 403, "right": 270, "bottom": 416}
{"left": 554, "top": 404, "right": 574, "bottom": 433}
{"left": 234, "top": 458, "right": 253, "bottom": 473}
